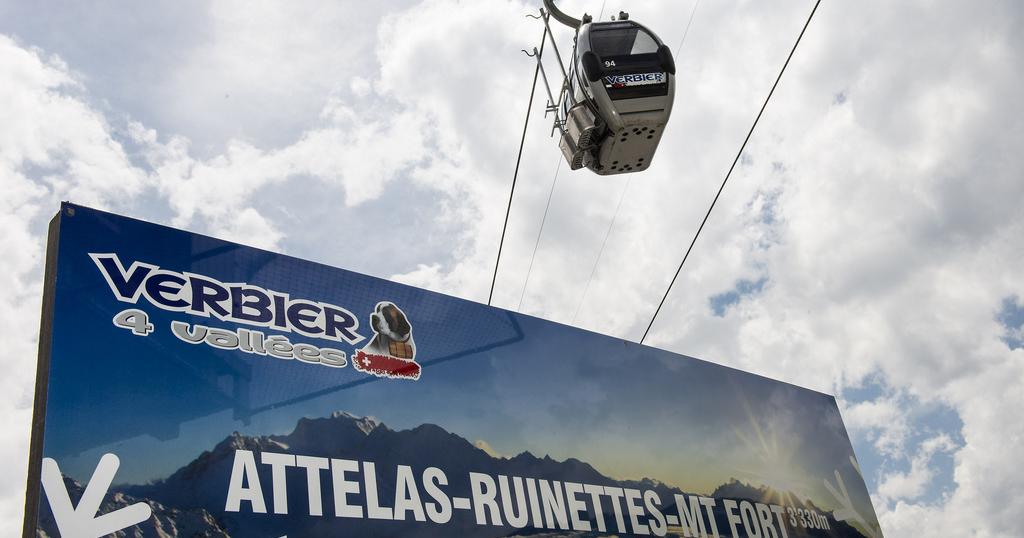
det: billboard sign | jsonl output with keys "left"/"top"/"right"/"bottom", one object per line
{"left": 24, "top": 203, "right": 882, "bottom": 537}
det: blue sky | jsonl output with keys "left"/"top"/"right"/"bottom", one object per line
{"left": 1, "top": 1, "right": 1023, "bottom": 536}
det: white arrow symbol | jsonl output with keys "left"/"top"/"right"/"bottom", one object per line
{"left": 41, "top": 453, "right": 153, "bottom": 538}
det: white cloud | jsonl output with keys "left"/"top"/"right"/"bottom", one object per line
{"left": 1, "top": 0, "right": 1023, "bottom": 536}
{"left": 0, "top": 34, "right": 151, "bottom": 535}
{"left": 369, "top": 1, "right": 1024, "bottom": 536}
{"left": 132, "top": 94, "right": 444, "bottom": 251}
{"left": 877, "top": 434, "right": 956, "bottom": 502}
{"left": 146, "top": 0, "right": 414, "bottom": 151}
{"left": 843, "top": 395, "right": 911, "bottom": 458}
{"left": 473, "top": 439, "right": 505, "bottom": 459}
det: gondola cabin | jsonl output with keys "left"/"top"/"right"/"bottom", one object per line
{"left": 558, "top": 18, "right": 676, "bottom": 175}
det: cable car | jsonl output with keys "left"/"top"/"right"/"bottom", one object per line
{"left": 539, "top": 2, "right": 676, "bottom": 175}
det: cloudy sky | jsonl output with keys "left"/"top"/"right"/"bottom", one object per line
{"left": 0, "top": 0, "right": 1021, "bottom": 536}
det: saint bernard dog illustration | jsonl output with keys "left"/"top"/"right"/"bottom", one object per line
{"left": 354, "top": 301, "right": 421, "bottom": 380}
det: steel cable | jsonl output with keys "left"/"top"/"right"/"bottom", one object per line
{"left": 640, "top": 0, "right": 822, "bottom": 343}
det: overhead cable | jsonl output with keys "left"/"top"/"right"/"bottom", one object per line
{"left": 639, "top": 0, "right": 822, "bottom": 344}
{"left": 571, "top": 0, "right": 704, "bottom": 327}
{"left": 571, "top": 175, "right": 632, "bottom": 324}
{"left": 488, "top": 28, "right": 547, "bottom": 306}
{"left": 516, "top": 156, "right": 563, "bottom": 312}
{"left": 675, "top": 0, "right": 702, "bottom": 58}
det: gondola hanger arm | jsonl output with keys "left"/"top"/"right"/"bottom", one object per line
{"left": 542, "top": 0, "right": 591, "bottom": 29}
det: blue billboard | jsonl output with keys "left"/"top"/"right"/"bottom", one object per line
{"left": 25, "top": 203, "right": 882, "bottom": 537}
